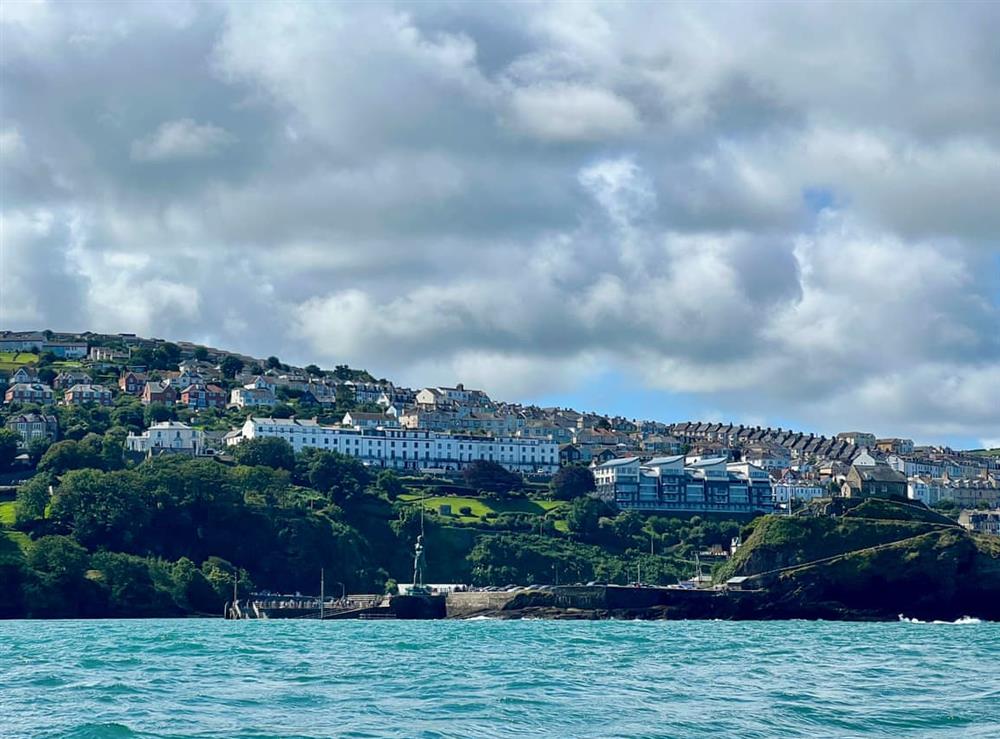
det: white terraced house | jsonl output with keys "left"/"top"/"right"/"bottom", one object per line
{"left": 230, "top": 417, "right": 559, "bottom": 474}
{"left": 126, "top": 421, "right": 205, "bottom": 455}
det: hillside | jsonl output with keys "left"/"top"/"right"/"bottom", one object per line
{"left": 719, "top": 498, "right": 1000, "bottom": 621}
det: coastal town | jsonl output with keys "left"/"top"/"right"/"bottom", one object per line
{"left": 3, "top": 329, "right": 998, "bottom": 541}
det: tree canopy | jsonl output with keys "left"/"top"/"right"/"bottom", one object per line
{"left": 462, "top": 460, "right": 524, "bottom": 494}
{"left": 232, "top": 437, "right": 295, "bottom": 471}
{"left": 550, "top": 465, "right": 596, "bottom": 500}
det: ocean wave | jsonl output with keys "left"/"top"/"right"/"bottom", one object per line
{"left": 898, "top": 615, "right": 983, "bottom": 624}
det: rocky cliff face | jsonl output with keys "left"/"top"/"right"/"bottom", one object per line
{"left": 723, "top": 501, "right": 1000, "bottom": 621}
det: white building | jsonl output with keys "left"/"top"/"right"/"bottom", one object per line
{"left": 742, "top": 443, "right": 792, "bottom": 472}
{"left": 126, "top": 421, "right": 205, "bottom": 455}
{"left": 0, "top": 332, "right": 45, "bottom": 352}
{"left": 415, "top": 384, "right": 491, "bottom": 409}
{"left": 230, "top": 377, "right": 277, "bottom": 408}
{"left": 889, "top": 454, "right": 946, "bottom": 478}
{"left": 592, "top": 455, "right": 773, "bottom": 514}
{"left": 342, "top": 411, "right": 399, "bottom": 430}
{"left": 230, "top": 417, "right": 558, "bottom": 474}
{"left": 771, "top": 480, "right": 827, "bottom": 503}
{"left": 43, "top": 341, "right": 88, "bottom": 359}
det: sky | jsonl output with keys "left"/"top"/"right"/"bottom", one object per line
{"left": 1, "top": 1, "right": 998, "bottom": 449}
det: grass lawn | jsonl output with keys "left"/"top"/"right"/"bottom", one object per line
{"left": 399, "top": 494, "right": 565, "bottom": 523}
{"left": 0, "top": 500, "right": 17, "bottom": 527}
{"left": 2, "top": 530, "right": 31, "bottom": 556}
{"left": 0, "top": 352, "right": 40, "bottom": 371}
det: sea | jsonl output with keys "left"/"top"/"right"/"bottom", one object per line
{"left": 1, "top": 619, "right": 997, "bottom": 738}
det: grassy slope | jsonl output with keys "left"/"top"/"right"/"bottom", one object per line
{"left": 399, "top": 494, "right": 564, "bottom": 522}
{"left": 841, "top": 497, "right": 957, "bottom": 525}
{"left": 0, "top": 500, "right": 16, "bottom": 526}
{"left": 718, "top": 501, "right": 956, "bottom": 581}
{"left": 0, "top": 352, "right": 40, "bottom": 372}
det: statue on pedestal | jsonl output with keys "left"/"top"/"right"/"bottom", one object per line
{"left": 412, "top": 534, "right": 427, "bottom": 590}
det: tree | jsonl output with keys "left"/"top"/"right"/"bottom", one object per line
{"left": 144, "top": 403, "right": 177, "bottom": 425}
{"left": 193, "top": 347, "right": 209, "bottom": 361}
{"left": 610, "top": 510, "right": 643, "bottom": 541}
{"left": 37, "top": 367, "right": 57, "bottom": 385}
{"left": 0, "top": 428, "right": 20, "bottom": 472}
{"left": 49, "top": 469, "right": 152, "bottom": 550}
{"left": 462, "top": 460, "right": 523, "bottom": 494}
{"left": 266, "top": 356, "right": 282, "bottom": 369}
{"left": 15, "top": 473, "right": 54, "bottom": 523}
{"left": 90, "top": 551, "right": 176, "bottom": 616}
{"left": 101, "top": 427, "right": 128, "bottom": 470}
{"left": 270, "top": 403, "right": 294, "bottom": 419}
{"left": 307, "top": 451, "right": 372, "bottom": 503}
{"left": 232, "top": 437, "right": 295, "bottom": 471}
{"left": 27, "top": 535, "right": 89, "bottom": 583}
{"left": 305, "top": 364, "right": 323, "bottom": 377}
{"left": 220, "top": 355, "right": 244, "bottom": 378}
{"left": 26, "top": 437, "right": 52, "bottom": 467}
{"left": 170, "top": 557, "right": 222, "bottom": 613}
{"left": 36, "top": 439, "right": 102, "bottom": 476}
{"left": 565, "top": 496, "right": 611, "bottom": 537}
{"left": 375, "top": 470, "right": 404, "bottom": 499}
{"left": 112, "top": 398, "right": 145, "bottom": 430}
{"left": 550, "top": 465, "right": 596, "bottom": 500}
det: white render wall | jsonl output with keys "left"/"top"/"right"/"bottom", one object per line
{"left": 236, "top": 418, "right": 558, "bottom": 474}
{"left": 127, "top": 422, "right": 204, "bottom": 454}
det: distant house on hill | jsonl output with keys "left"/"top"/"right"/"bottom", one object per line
{"left": 5, "top": 413, "right": 59, "bottom": 446}
{"left": 559, "top": 444, "right": 582, "bottom": 466}
{"left": 179, "top": 383, "right": 226, "bottom": 410}
{"left": 126, "top": 421, "right": 205, "bottom": 456}
{"left": 64, "top": 383, "right": 113, "bottom": 406}
{"left": 0, "top": 332, "right": 45, "bottom": 352}
{"left": 4, "top": 383, "right": 54, "bottom": 405}
{"left": 841, "top": 463, "right": 907, "bottom": 499}
{"left": 230, "top": 377, "right": 277, "bottom": 408}
{"left": 119, "top": 371, "right": 148, "bottom": 395}
{"left": 43, "top": 340, "right": 87, "bottom": 359}
{"left": 10, "top": 366, "right": 38, "bottom": 385}
{"left": 53, "top": 370, "right": 92, "bottom": 390}
{"left": 142, "top": 380, "right": 177, "bottom": 406}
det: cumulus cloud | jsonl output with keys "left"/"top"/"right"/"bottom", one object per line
{"left": 2, "top": 0, "right": 998, "bottom": 445}
{"left": 506, "top": 84, "right": 640, "bottom": 141}
{"left": 130, "top": 118, "right": 235, "bottom": 162}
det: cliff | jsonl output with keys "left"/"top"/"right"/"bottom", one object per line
{"left": 719, "top": 498, "right": 1000, "bottom": 621}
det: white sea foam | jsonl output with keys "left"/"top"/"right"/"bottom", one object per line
{"left": 898, "top": 615, "right": 982, "bottom": 624}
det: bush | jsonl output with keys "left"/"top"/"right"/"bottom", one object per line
{"left": 459, "top": 506, "right": 473, "bottom": 516}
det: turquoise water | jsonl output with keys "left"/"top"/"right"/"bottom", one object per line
{"left": 1, "top": 619, "right": 998, "bottom": 738}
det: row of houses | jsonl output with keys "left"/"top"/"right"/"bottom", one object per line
{"left": 4, "top": 382, "right": 114, "bottom": 407}
{"left": 908, "top": 476, "right": 1000, "bottom": 508}
{"left": 227, "top": 417, "right": 560, "bottom": 474}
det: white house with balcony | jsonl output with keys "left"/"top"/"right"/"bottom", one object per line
{"left": 126, "top": 421, "right": 205, "bottom": 456}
